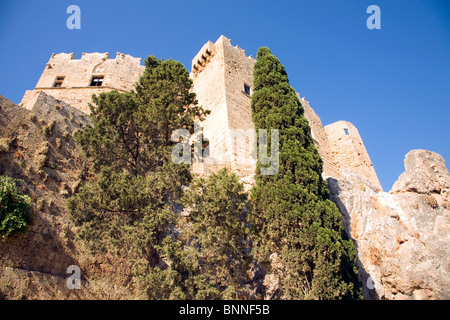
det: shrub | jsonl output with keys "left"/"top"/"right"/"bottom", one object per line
{"left": 35, "top": 142, "right": 49, "bottom": 170}
{"left": 42, "top": 120, "right": 56, "bottom": 137}
{"left": 29, "top": 114, "right": 37, "bottom": 122}
{"left": 0, "top": 175, "right": 32, "bottom": 240}
{"left": 55, "top": 137, "right": 62, "bottom": 149}
{"left": 0, "top": 138, "right": 10, "bottom": 154}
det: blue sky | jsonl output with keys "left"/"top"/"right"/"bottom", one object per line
{"left": 0, "top": 0, "right": 449, "bottom": 191}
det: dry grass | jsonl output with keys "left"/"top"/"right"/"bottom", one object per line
{"left": 29, "top": 114, "right": 37, "bottom": 122}
{"left": 424, "top": 195, "right": 438, "bottom": 209}
{"left": 0, "top": 137, "right": 10, "bottom": 153}
{"left": 35, "top": 141, "right": 49, "bottom": 170}
{"left": 42, "top": 120, "right": 56, "bottom": 137}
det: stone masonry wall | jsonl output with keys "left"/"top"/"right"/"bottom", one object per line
{"left": 299, "top": 95, "right": 339, "bottom": 178}
{"left": 190, "top": 37, "right": 230, "bottom": 176}
{"left": 222, "top": 37, "right": 256, "bottom": 177}
{"left": 21, "top": 52, "right": 144, "bottom": 113}
{"left": 191, "top": 35, "right": 346, "bottom": 180}
{"left": 325, "top": 120, "right": 382, "bottom": 190}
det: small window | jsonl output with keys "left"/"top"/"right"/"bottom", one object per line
{"left": 244, "top": 84, "right": 251, "bottom": 95}
{"left": 53, "top": 76, "right": 65, "bottom": 87}
{"left": 344, "top": 128, "right": 349, "bottom": 135}
{"left": 90, "top": 76, "right": 104, "bottom": 87}
{"left": 202, "top": 139, "right": 210, "bottom": 158}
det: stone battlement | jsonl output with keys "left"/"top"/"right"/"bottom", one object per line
{"left": 21, "top": 52, "right": 144, "bottom": 113}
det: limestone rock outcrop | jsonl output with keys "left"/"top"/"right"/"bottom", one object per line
{"left": 328, "top": 150, "right": 450, "bottom": 299}
{"left": 391, "top": 149, "right": 450, "bottom": 196}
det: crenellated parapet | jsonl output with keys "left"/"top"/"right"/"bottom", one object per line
{"left": 21, "top": 52, "right": 144, "bottom": 113}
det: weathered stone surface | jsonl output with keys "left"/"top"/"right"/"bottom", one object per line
{"left": 0, "top": 94, "right": 135, "bottom": 299}
{"left": 328, "top": 150, "right": 450, "bottom": 300}
{"left": 21, "top": 52, "right": 144, "bottom": 113}
{"left": 0, "top": 266, "right": 132, "bottom": 300}
{"left": 325, "top": 121, "right": 382, "bottom": 190}
{"left": 391, "top": 149, "right": 450, "bottom": 196}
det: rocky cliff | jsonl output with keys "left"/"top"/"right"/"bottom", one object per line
{"left": 0, "top": 93, "right": 134, "bottom": 299}
{"left": 1, "top": 92, "right": 448, "bottom": 299}
{"left": 328, "top": 150, "right": 450, "bottom": 299}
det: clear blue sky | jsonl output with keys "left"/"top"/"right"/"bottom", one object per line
{"left": 1, "top": 0, "right": 449, "bottom": 191}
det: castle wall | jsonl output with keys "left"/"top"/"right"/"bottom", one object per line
{"left": 191, "top": 36, "right": 341, "bottom": 180}
{"left": 19, "top": 37, "right": 380, "bottom": 187}
{"left": 190, "top": 36, "right": 257, "bottom": 178}
{"left": 299, "top": 96, "right": 340, "bottom": 178}
{"left": 190, "top": 37, "right": 230, "bottom": 175}
{"left": 222, "top": 37, "right": 256, "bottom": 176}
{"left": 21, "top": 52, "right": 144, "bottom": 113}
{"left": 325, "top": 120, "right": 382, "bottom": 190}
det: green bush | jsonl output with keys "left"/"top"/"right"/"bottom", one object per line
{"left": 249, "top": 47, "right": 362, "bottom": 299}
{"left": 0, "top": 175, "right": 32, "bottom": 240}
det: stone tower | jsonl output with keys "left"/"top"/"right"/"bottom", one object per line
{"left": 325, "top": 121, "right": 381, "bottom": 189}
{"left": 21, "top": 52, "right": 144, "bottom": 113}
{"left": 190, "top": 35, "right": 256, "bottom": 177}
{"left": 189, "top": 36, "right": 382, "bottom": 190}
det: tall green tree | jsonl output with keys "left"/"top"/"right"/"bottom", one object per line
{"left": 68, "top": 56, "right": 208, "bottom": 269}
{"left": 249, "top": 47, "right": 362, "bottom": 299}
{"left": 76, "top": 56, "right": 205, "bottom": 176}
{"left": 136, "top": 168, "right": 250, "bottom": 299}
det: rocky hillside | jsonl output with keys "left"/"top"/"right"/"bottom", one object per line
{"left": 0, "top": 92, "right": 448, "bottom": 300}
{"left": 0, "top": 93, "right": 134, "bottom": 299}
{"left": 328, "top": 150, "right": 450, "bottom": 299}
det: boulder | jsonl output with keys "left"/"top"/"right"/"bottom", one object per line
{"left": 391, "top": 149, "right": 450, "bottom": 196}
{"left": 328, "top": 150, "right": 450, "bottom": 300}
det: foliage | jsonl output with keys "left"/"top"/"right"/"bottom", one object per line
{"left": 249, "top": 47, "right": 362, "bottom": 299}
{"left": 75, "top": 55, "right": 207, "bottom": 176}
{"left": 0, "top": 175, "right": 32, "bottom": 240}
{"left": 67, "top": 56, "right": 209, "bottom": 294}
{"left": 136, "top": 169, "right": 250, "bottom": 299}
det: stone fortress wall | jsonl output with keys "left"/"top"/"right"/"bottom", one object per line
{"left": 20, "top": 35, "right": 382, "bottom": 189}
{"left": 190, "top": 36, "right": 257, "bottom": 177}
{"left": 325, "top": 121, "right": 381, "bottom": 189}
{"left": 21, "top": 52, "right": 144, "bottom": 113}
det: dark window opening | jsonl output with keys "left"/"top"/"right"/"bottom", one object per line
{"left": 53, "top": 76, "right": 65, "bottom": 88}
{"left": 344, "top": 128, "right": 349, "bottom": 135}
{"left": 244, "top": 84, "right": 251, "bottom": 95}
{"left": 202, "top": 139, "right": 210, "bottom": 158}
{"left": 90, "top": 76, "right": 104, "bottom": 87}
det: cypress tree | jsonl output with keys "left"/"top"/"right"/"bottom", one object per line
{"left": 249, "top": 47, "right": 362, "bottom": 299}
